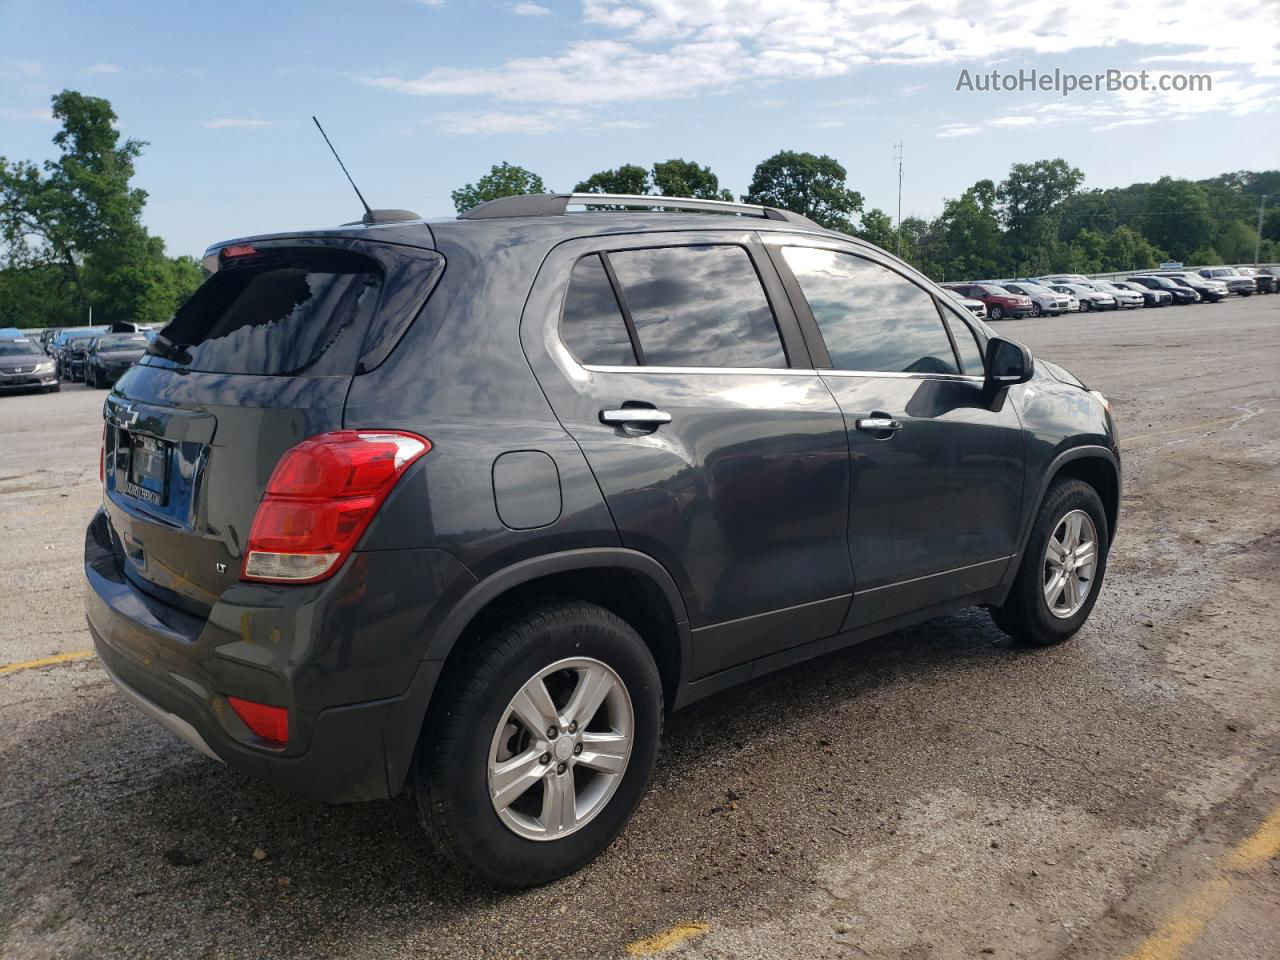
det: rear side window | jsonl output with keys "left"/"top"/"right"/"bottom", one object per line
{"left": 607, "top": 245, "right": 787, "bottom": 369}
{"left": 153, "top": 250, "right": 382, "bottom": 376}
{"left": 781, "top": 247, "right": 959, "bottom": 375}
{"left": 560, "top": 254, "right": 636, "bottom": 366}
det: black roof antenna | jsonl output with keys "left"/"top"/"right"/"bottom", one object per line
{"left": 311, "top": 116, "right": 419, "bottom": 226}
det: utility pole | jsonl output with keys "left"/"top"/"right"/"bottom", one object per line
{"left": 1255, "top": 194, "right": 1267, "bottom": 265}
{"left": 893, "top": 142, "right": 903, "bottom": 257}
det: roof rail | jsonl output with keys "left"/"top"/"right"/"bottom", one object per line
{"left": 457, "top": 193, "right": 821, "bottom": 228}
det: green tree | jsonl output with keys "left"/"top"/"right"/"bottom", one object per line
{"left": 997, "top": 158, "right": 1084, "bottom": 272}
{"left": 930, "top": 181, "right": 1006, "bottom": 280}
{"left": 650, "top": 158, "right": 732, "bottom": 200}
{"left": 1213, "top": 219, "right": 1259, "bottom": 263}
{"left": 1188, "top": 246, "right": 1223, "bottom": 266}
{"left": 0, "top": 90, "right": 148, "bottom": 307}
{"left": 1101, "top": 225, "right": 1164, "bottom": 272}
{"left": 574, "top": 164, "right": 651, "bottom": 196}
{"left": 1142, "top": 177, "right": 1213, "bottom": 261}
{"left": 855, "top": 208, "right": 898, "bottom": 252}
{"left": 0, "top": 90, "right": 203, "bottom": 326}
{"left": 1263, "top": 207, "right": 1280, "bottom": 243}
{"left": 742, "top": 150, "right": 863, "bottom": 232}
{"left": 450, "top": 162, "right": 548, "bottom": 214}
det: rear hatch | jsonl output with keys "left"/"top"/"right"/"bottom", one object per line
{"left": 102, "top": 237, "right": 442, "bottom": 616}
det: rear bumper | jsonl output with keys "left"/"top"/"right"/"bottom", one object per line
{"left": 84, "top": 508, "right": 471, "bottom": 802}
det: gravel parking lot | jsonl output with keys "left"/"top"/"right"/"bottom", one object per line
{"left": 2, "top": 296, "right": 1278, "bottom": 960}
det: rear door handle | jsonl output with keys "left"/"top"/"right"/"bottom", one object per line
{"left": 855, "top": 417, "right": 902, "bottom": 432}
{"left": 600, "top": 408, "right": 673, "bottom": 426}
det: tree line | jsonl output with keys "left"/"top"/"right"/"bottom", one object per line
{"left": 456, "top": 155, "right": 1280, "bottom": 280}
{"left": 4, "top": 90, "right": 1277, "bottom": 330}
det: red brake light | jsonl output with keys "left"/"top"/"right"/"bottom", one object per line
{"left": 220, "top": 243, "right": 258, "bottom": 259}
{"left": 242, "top": 430, "right": 430, "bottom": 584}
{"left": 227, "top": 696, "right": 289, "bottom": 745}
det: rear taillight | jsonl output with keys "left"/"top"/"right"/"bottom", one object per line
{"left": 227, "top": 696, "right": 289, "bottom": 745}
{"left": 242, "top": 430, "right": 430, "bottom": 584}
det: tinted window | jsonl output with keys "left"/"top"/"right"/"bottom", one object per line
{"left": 560, "top": 254, "right": 636, "bottom": 366}
{"left": 943, "top": 313, "right": 984, "bottom": 375}
{"left": 607, "top": 245, "right": 786, "bottom": 368}
{"left": 0, "top": 340, "right": 41, "bottom": 356}
{"left": 97, "top": 334, "right": 149, "bottom": 350}
{"left": 781, "top": 247, "right": 959, "bottom": 375}
{"left": 154, "top": 250, "right": 382, "bottom": 376}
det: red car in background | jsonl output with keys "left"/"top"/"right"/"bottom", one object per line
{"left": 941, "top": 282, "right": 1034, "bottom": 320}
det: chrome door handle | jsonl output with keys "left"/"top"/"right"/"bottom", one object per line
{"left": 600, "top": 408, "right": 673, "bottom": 426}
{"left": 855, "top": 417, "right": 902, "bottom": 432}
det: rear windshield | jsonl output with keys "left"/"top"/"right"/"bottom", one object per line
{"left": 97, "top": 334, "right": 149, "bottom": 349}
{"left": 151, "top": 249, "right": 383, "bottom": 376}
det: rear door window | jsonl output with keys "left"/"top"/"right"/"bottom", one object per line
{"left": 606, "top": 245, "right": 787, "bottom": 369}
{"left": 781, "top": 247, "right": 960, "bottom": 375}
{"left": 153, "top": 249, "right": 383, "bottom": 376}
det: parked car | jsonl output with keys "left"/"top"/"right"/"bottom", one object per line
{"left": 1128, "top": 275, "right": 1200, "bottom": 304}
{"left": 944, "top": 288, "right": 988, "bottom": 319}
{"left": 49, "top": 326, "right": 106, "bottom": 370}
{"left": 86, "top": 193, "right": 1121, "bottom": 887}
{"left": 1197, "top": 267, "right": 1256, "bottom": 296}
{"left": 1086, "top": 281, "right": 1145, "bottom": 309}
{"left": 1037, "top": 274, "right": 1094, "bottom": 287}
{"left": 1111, "top": 281, "right": 1171, "bottom": 307}
{"left": 1048, "top": 283, "right": 1116, "bottom": 312}
{"left": 85, "top": 332, "right": 150, "bottom": 388}
{"left": 1159, "top": 273, "right": 1227, "bottom": 303}
{"left": 1000, "top": 281, "right": 1070, "bottom": 317}
{"left": 0, "top": 335, "right": 59, "bottom": 393}
{"left": 1231, "top": 267, "right": 1274, "bottom": 294}
{"left": 59, "top": 334, "right": 99, "bottom": 381}
{"left": 942, "top": 282, "right": 1034, "bottom": 320}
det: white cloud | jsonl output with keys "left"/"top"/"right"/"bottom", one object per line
{"left": 0, "top": 106, "right": 55, "bottom": 122}
{"left": 365, "top": 0, "right": 1279, "bottom": 127}
{"left": 937, "top": 122, "right": 982, "bottom": 138}
{"left": 434, "top": 107, "right": 586, "bottom": 134}
{"left": 415, "top": 0, "right": 446, "bottom": 6}
{"left": 815, "top": 118, "right": 845, "bottom": 128}
{"left": 85, "top": 63, "right": 122, "bottom": 74}
{"left": 199, "top": 117, "right": 277, "bottom": 129}
{"left": 512, "top": 2, "right": 551, "bottom": 14}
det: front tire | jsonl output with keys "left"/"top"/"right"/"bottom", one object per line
{"left": 1031, "top": 302, "right": 1043, "bottom": 317}
{"left": 413, "top": 601, "right": 663, "bottom": 887}
{"left": 991, "top": 478, "right": 1109, "bottom": 647}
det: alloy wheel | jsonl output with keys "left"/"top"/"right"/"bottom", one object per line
{"left": 1042, "top": 509, "right": 1099, "bottom": 619}
{"left": 487, "top": 657, "right": 633, "bottom": 841}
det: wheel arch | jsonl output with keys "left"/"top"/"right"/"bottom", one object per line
{"left": 997, "top": 444, "right": 1121, "bottom": 602}
{"left": 424, "top": 548, "right": 692, "bottom": 714}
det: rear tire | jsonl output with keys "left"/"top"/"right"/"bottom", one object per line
{"left": 991, "top": 479, "right": 1109, "bottom": 647}
{"left": 989, "top": 304, "right": 1004, "bottom": 320}
{"left": 413, "top": 601, "right": 663, "bottom": 887}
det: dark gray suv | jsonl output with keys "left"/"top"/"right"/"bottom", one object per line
{"left": 84, "top": 194, "right": 1120, "bottom": 886}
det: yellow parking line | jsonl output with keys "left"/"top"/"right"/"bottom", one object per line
{"left": 0, "top": 650, "right": 96, "bottom": 676}
{"left": 1124, "top": 803, "right": 1280, "bottom": 960}
{"left": 625, "top": 923, "right": 710, "bottom": 956}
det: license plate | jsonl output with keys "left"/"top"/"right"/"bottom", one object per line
{"left": 124, "top": 434, "right": 169, "bottom": 506}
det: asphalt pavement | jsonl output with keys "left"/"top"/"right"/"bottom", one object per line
{"left": 1, "top": 294, "right": 1277, "bottom": 959}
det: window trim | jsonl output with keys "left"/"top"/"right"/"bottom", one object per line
{"left": 768, "top": 239, "right": 974, "bottom": 380}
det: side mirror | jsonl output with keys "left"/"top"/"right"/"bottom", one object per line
{"left": 985, "top": 336, "right": 1034, "bottom": 388}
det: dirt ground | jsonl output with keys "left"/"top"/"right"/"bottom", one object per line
{"left": 1, "top": 294, "right": 1277, "bottom": 959}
